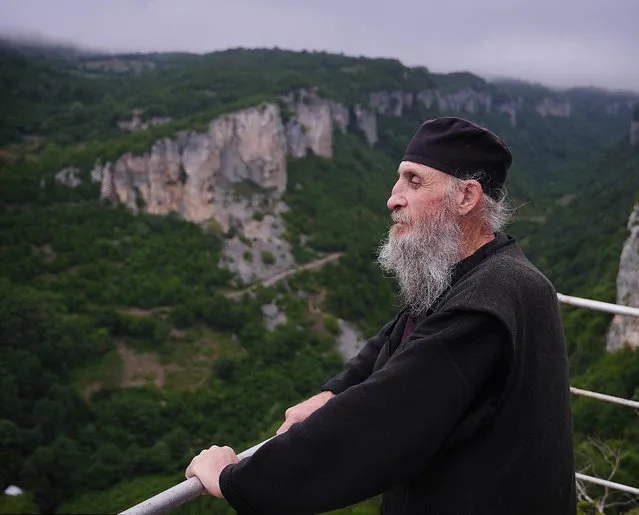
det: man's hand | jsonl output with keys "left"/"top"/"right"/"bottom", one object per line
{"left": 276, "top": 390, "right": 335, "bottom": 435}
{"left": 185, "top": 445, "right": 240, "bottom": 498}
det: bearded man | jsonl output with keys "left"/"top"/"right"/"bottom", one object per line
{"left": 186, "top": 117, "right": 576, "bottom": 514}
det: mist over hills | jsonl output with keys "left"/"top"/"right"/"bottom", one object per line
{"left": 2, "top": 31, "right": 638, "bottom": 95}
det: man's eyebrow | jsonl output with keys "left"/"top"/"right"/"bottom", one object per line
{"left": 398, "top": 167, "right": 426, "bottom": 178}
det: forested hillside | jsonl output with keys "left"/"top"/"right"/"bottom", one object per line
{"left": 1, "top": 45, "right": 638, "bottom": 514}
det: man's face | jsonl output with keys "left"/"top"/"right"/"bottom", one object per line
{"left": 387, "top": 161, "right": 453, "bottom": 237}
{"left": 378, "top": 161, "right": 462, "bottom": 314}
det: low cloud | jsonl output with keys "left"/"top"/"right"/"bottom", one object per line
{"left": 1, "top": 0, "right": 637, "bottom": 91}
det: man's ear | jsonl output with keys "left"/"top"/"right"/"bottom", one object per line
{"left": 457, "top": 180, "right": 484, "bottom": 216}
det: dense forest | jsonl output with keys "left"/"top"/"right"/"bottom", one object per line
{"left": 1, "top": 44, "right": 639, "bottom": 514}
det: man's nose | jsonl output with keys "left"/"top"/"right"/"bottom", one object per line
{"left": 387, "top": 182, "right": 407, "bottom": 211}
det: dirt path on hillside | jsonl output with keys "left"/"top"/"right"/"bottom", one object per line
{"left": 115, "top": 253, "right": 344, "bottom": 311}
{"left": 225, "top": 252, "right": 344, "bottom": 299}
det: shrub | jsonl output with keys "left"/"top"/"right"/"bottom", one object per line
{"left": 261, "top": 250, "right": 276, "bottom": 265}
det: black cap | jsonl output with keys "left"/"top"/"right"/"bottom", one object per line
{"left": 402, "top": 117, "right": 512, "bottom": 200}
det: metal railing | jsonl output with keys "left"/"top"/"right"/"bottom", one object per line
{"left": 575, "top": 473, "right": 639, "bottom": 496}
{"left": 119, "top": 293, "right": 639, "bottom": 514}
{"left": 557, "top": 293, "right": 639, "bottom": 318}
{"left": 570, "top": 386, "right": 639, "bottom": 410}
{"left": 560, "top": 293, "right": 639, "bottom": 500}
{"left": 120, "top": 438, "right": 275, "bottom": 515}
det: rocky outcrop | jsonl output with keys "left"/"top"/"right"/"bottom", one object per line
{"left": 495, "top": 98, "right": 524, "bottom": 127}
{"left": 282, "top": 90, "right": 334, "bottom": 158}
{"left": 370, "top": 90, "right": 414, "bottom": 117}
{"left": 54, "top": 166, "right": 82, "bottom": 187}
{"left": 219, "top": 204, "right": 295, "bottom": 284}
{"left": 369, "top": 87, "right": 521, "bottom": 126}
{"left": 329, "top": 101, "right": 350, "bottom": 134}
{"left": 370, "top": 88, "right": 493, "bottom": 119}
{"left": 335, "top": 319, "right": 367, "bottom": 361}
{"left": 94, "top": 104, "right": 293, "bottom": 284}
{"left": 95, "top": 103, "right": 287, "bottom": 228}
{"left": 354, "top": 104, "right": 378, "bottom": 146}
{"left": 117, "top": 109, "right": 172, "bottom": 132}
{"left": 366, "top": 86, "right": 584, "bottom": 127}
{"left": 606, "top": 203, "right": 639, "bottom": 351}
{"left": 281, "top": 89, "right": 377, "bottom": 156}
{"left": 86, "top": 92, "right": 380, "bottom": 285}
{"left": 536, "top": 98, "right": 571, "bottom": 118}
{"left": 414, "top": 88, "right": 492, "bottom": 114}
{"left": 262, "top": 302, "right": 288, "bottom": 330}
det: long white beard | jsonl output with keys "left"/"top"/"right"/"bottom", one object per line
{"left": 377, "top": 197, "right": 462, "bottom": 315}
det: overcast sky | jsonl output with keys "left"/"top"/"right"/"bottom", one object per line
{"left": 1, "top": 0, "right": 638, "bottom": 92}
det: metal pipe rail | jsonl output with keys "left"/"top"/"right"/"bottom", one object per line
{"left": 557, "top": 293, "right": 639, "bottom": 318}
{"left": 570, "top": 386, "right": 639, "bottom": 410}
{"left": 576, "top": 473, "right": 639, "bottom": 496}
{"left": 119, "top": 437, "right": 275, "bottom": 515}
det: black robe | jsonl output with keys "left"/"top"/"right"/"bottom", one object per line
{"left": 220, "top": 233, "right": 576, "bottom": 514}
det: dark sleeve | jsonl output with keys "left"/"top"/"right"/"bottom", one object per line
{"left": 219, "top": 310, "right": 510, "bottom": 515}
{"left": 320, "top": 318, "right": 395, "bottom": 395}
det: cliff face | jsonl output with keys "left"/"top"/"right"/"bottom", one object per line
{"left": 88, "top": 92, "right": 380, "bottom": 284}
{"left": 61, "top": 82, "right": 628, "bottom": 284}
{"left": 536, "top": 98, "right": 571, "bottom": 118}
{"left": 367, "top": 88, "right": 525, "bottom": 126}
{"left": 606, "top": 203, "right": 639, "bottom": 351}
{"left": 92, "top": 104, "right": 291, "bottom": 284}
{"left": 95, "top": 103, "right": 287, "bottom": 227}
{"left": 281, "top": 90, "right": 355, "bottom": 157}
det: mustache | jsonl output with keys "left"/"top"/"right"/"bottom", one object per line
{"left": 391, "top": 210, "right": 411, "bottom": 224}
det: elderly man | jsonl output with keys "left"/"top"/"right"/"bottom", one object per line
{"left": 186, "top": 117, "right": 576, "bottom": 514}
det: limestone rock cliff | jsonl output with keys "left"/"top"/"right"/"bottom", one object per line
{"left": 370, "top": 90, "right": 414, "bottom": 117}
{"left": 281, "top": 89, "right": 378, "bottom": 156}
{"left": 117, "top": 109, "right": 172, "bottom": 132}
{"left": 369, "top": 87, "right": 521, "bottom": 126}
{"left": 83, "top": 91, "right": 382, "bottom": 284}
{"left": 606, "top": 203, "right": 639, "bottom": 351}
{"left": 335, "top": 319, "right": 367, "bottom": 361}
{"left": 370, "top": 88, "right": 492, "bottom": 118}
{"left": 354, "top": 103, "right": 378, "bottom": 146}
{"left": 54, "top": 166, "right": 82, "bottom": 187}
{"left": 416, "top": 88, "right": 492, "bottom": 114}
{"left": 536, "top": 98, "right": 571, "bottom": 118}
{"left": 282, "top": 90, "right": 334, "bottom": 158}
{"left": 495, "top": 98, "right": 524, "bottom": 127}
{"left": 95, "top": 103, "right": 287, "bottom": 227}
{"left": 93, "top": 103, "right": 293, "bottom": 284}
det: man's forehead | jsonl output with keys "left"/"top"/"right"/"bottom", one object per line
{"left": 398, "top": 161, "right": 446, "bottom": 180}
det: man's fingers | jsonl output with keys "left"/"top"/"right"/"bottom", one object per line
{"left": 276, "top": 421, "right": 290, "bottom": 435}
{"left": 185, "top": 457, "right": 195, "bottom": 478}
{"left": 186, "top": 447, "right": 212, "bottom": 478}
{"left": 222, "top": 446, "right": 239, "bottom": 461}
{"left": 277, "top": 412, "right": 302, "bottom": 434}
